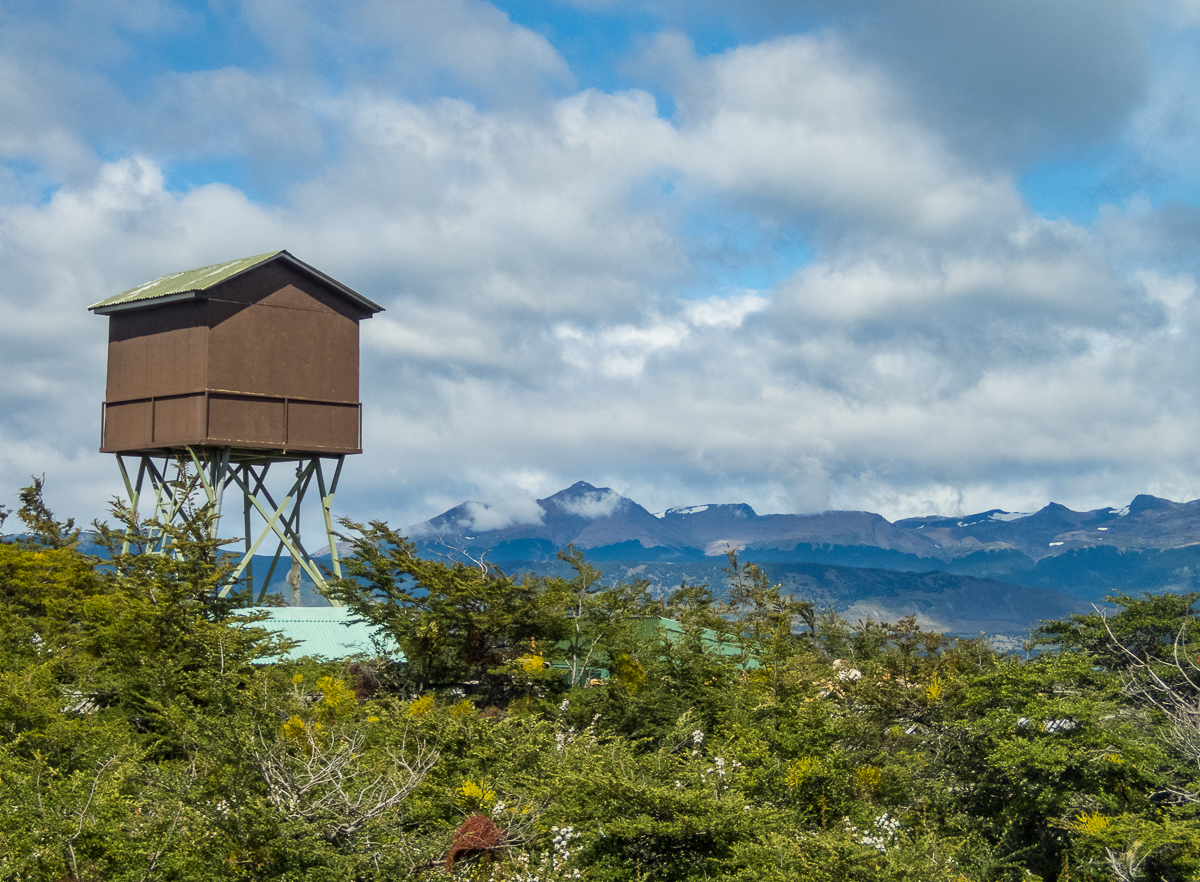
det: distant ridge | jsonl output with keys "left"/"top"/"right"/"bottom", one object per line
{"left": 408, "top": 484, "right": 1200, "bottom": 630}
{"left": 413, "top": 482, "right": 1200, "bottom": 568}
{"left": 416, "top": 481, "right": 946, "bottom": 562}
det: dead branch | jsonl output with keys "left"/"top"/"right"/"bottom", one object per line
{"left": 1100, "top": 609, "right": 1200, "bottom": 799}
{"left": 252, "top": 727, "right": 438, "bottom": 841}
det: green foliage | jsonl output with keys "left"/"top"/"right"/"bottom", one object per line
{"left": 1032, "top": 591, "right": 1200, "bottom": 669}
{"left": 9, "top": 485, "right": 1200, "bottom": 880}
{"left": 665, "top": 578, "right": 726, "bottom": 635}
{"left": 719, "top": 549, "right": 814, "bottom": 670}
{"left": 557, "top": 544, "right": 662, "bottom": 688}
{"left": 15, "top": 475, "right": 79, "bottom": 549}
{"left": 329, "top": 520, "right": 575, "bottom": 699}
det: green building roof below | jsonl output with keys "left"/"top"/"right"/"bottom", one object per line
{"left": 236, "top": 606, "right": 399, "bottom": 662}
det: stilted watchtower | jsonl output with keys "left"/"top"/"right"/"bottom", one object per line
{"left": 89, "top": 250, "right": 383, "bottom": 601}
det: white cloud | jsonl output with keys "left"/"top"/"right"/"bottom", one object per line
{"left": 1121, "top": 44, "right": 1200, "bottom": 189}
{"left": 149, "top": 67, "right": 326, "bottom": 163}
{"left": 670, "top": 35, "right": 1024, "bottom": 237}
{"left": 459, "top": 497, "right": 545, "bottom": 532}
{"left": 555, "top": 318, "right": 692, "bottom": 377}
{"left": 240, "top": 0, "right": 573, "bottom": 106}
{"left": 560, "top": 489, "right": 623, "bottom": 518}
{"left": 1135, "top": 270, "right": 1196, "bottom": 333}
{"left": 687, "top": 293, "right": 768, "bottom": 327}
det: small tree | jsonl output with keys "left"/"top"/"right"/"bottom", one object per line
{"left": 330, "top": 520, "right": 571, "bottom": 698}
{"left": 15, "top": 475, "right": 79, "bottom": 549}
{"left": 557, "top": 545, "right": 659, "bottom": 687}
{"left": 1032, "top": 592, "right": 1200, "bottom": 677}
{"left": 665, "top": 579, "right": 727, "bottom": 636}
{"left": 718, "top": 550, "right": 813, "bottom": 674}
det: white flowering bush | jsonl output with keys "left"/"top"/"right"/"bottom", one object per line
{"left": 846, "top": 813, "right": 901, "bottom": 852}
{"left": 478, "top": 826, "right": 583, "bottom": 882}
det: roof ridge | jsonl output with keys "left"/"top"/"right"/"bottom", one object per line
{"left": 87, "top": 250, "right": 383, "bottom": 315}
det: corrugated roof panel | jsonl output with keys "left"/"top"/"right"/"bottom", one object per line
{"left": 89, "top": 251, "right": 283, "bottom": 310}
{"left": 88, "top": 250, "right": 384, "bottom": 315}
{"left": 650, "top": 616, "right": 745, "bottom": 658}
{"left": 236, "top": 607, "right": 400, "bottom": 662}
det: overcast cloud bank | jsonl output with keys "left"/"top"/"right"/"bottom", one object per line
{"left": 2, "top": 0, "right": 1200, "bottom": 527}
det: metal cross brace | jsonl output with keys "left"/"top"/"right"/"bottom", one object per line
{"left": 113, "top": 449, "right": 346, "bottom": 606}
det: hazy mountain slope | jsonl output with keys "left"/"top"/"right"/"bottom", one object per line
{"left": 489, "top": 556, "right": 1086, "bottom": 637}
{"left": 421, "top": 481, "right": 691, "bottom": 556}
{"left": 408, "top": 481, "right": 1200, "bottom": 614}
{"left": 415, "top": 482, "right": 947, "bottom": 562}
{"left": 658, "top": 505, "right": 943, "bottom": 558}
{"left": 891, "top": 495, "right": 1200, "bottom": 559}
{"left": 416, "top": 483, "right": 1200, "bottom": 568}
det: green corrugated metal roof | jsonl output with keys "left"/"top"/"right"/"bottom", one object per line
{"left": 88, "top": 250, "right": 383, "bottom": 315}
{"left": 90, "top": 251, "right": 283, "bottom": 310}
{"left": 236, "top": 607, "right": 400, "bottom": 662}
{"left": 652, "top": 616, "right": 744, "bottom": 657}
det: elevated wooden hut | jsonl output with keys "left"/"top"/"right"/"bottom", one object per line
{"left": 89, "top": 251, "right": 384, "bottom": 599}
{"left": 90, "top": 250, "right": 382, "bottom": 458}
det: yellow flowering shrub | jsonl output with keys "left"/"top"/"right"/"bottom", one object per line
{"left": 786, "top": 757, "right": 819, "bottom": 790}
{"left": 280, "top": 714, "right": 307, "bottom": 742}
{"left": 613, "top": 653, "right": 648, "bottom": 694}
{"left": 407, "top": 695, "right": 436, "bottom": 718}
{"left": 457, "top": 779, "right": 495, "bottom": 810}
{"left": 1071, "top": 811, "right": 1110, "bottom": 836}
{"left": 280, "top": 715, "right": 324, "bottom": 748}
{"left": 855, "top": 765, "right": 883, "bottom": 793}
{"left": 316, "top": 676, "right": 357, "bottom": 718}
{"left": 925, "top": 675, "right": 945, "bottom": 702}
{"left": 515, "top": 653, "right": 545, "bottom": 674}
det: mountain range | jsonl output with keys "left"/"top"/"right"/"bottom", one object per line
{"left": 408, "top": 482, "right": 1200, "bottom": 637}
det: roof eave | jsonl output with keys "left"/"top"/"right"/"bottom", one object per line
{"left": 274, "top": 251, "right": 385, "bottom": 315}
{"left": 89, "top": 290, "right": 202, "bottom": 315}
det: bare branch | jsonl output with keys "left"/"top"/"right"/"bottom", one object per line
{"left": 1100, "top": 608, "right": 1200, "bottom": 798}
{"left": 65, "top": 755, "right": 120, "bottom": 880}
{"left": 252, "top": 727, "right": 438, "bottom": 842}
{"left": 1105, "top": 843, "right": 1149, "bottom": 882}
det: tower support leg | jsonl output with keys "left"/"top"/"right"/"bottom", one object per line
{"left": 113, "top": 448, "right": 346, "bottom": 606}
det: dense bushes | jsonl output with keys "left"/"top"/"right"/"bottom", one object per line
{"left": 4, "top": 486, "right": 1200, "bottom": 880}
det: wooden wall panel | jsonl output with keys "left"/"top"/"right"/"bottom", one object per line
{"left": 105, "top": 303, "right": 207, "bottom": 401}
{"left": 102, "top": 400, "right": 153, "bottom": 452}
{"left": 206, "top": 302, "right": 359, "bottom": 403}
{"left": 152, "top": 394, "right": 206, "bottom": 446}
{"left": 212, "top": 262, "right": 363, "bottom": 319}
{"left": 207, "top": 394, "right": 286, "bottom": 446}
{"left": 287, "top": 401, "right": 360, "bottom": 451}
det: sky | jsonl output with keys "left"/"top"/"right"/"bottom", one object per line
{"left": 4, "top": 0, "right": 1200, "bottom": 531}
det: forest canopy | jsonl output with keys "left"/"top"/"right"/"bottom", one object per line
{"left": 3, "top": 480, "right": 1200, "bottom": 881}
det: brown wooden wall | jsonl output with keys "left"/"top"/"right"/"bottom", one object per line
{"left": 106, "top": 302, "right": 209, "bottom": 402}
{"left": 101, "top": 263, "right": 366, "bottom": 456}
